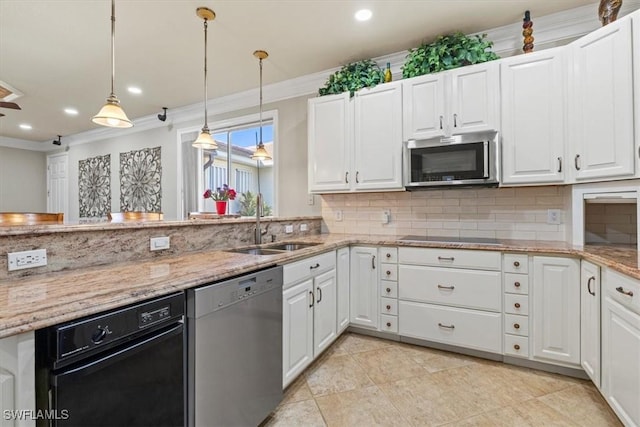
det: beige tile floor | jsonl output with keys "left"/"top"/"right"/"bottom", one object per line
{"left": 265, "top": 333, "right": 622, "bottom": 427}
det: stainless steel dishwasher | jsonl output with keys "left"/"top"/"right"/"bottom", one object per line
{"left": 187, "top": 266, "right": 283, "bottom": 427}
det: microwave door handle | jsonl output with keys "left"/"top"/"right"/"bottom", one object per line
{"left": 483, "top": 141, "right": 489, "bottom": 178}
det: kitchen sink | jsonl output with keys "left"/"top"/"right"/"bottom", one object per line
{"left": 227, "top": 248, "right": 286, "bottom": 256}
{"left": 265, "top": 242, "right": 322, "bottom": 251}
{"left": 227, "top": 242, "right": 322, "bottom": 256}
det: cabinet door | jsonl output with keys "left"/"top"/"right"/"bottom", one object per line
{"left": 308, "top": 93, "right": 351, "bottom": 192}
{"left": 501, "top": 48, "right": 565, "bottom": 185}
{"left": 532, "top": 256, "right": 580, "bottom": 366}
{"left": 282, "top": 279, "right": 314, "bottom": 387}
{"left": 569, "top": 17, "right": 634, "bottom": 181}
{"left": 449, "top": 61, "right": 499, "bottom": 134}
{"left": 580, "top": 260, "right": 601, "bottom": 388}
{"left": 0, "top": 331, "right": 35, "bottom": 426}
{"left": 336, "top": 247, "right": 350, "bottom": 333}
{"left": 313, "top": 269, "right": 338, "bottom": 356}
{"left": 402, "top": 73, "right": 446, "bottom": 140}
{"left": 349, "top": 246, "right": 379, "bottom": 329}
{"left": 602, "top": 296, "right": 640, "bottom": 427}
{"left": 353, "top": 82, "right": 403, "bottom": 191}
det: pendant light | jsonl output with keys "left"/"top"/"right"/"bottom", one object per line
{"left": 92, "top": 0, "right": 133, "bottom": 128}
{"left": 192, "top": 7, "right": 218, "bottom": 150}
{"left": 251, "top": 50, "right": 272, "bottom": 161}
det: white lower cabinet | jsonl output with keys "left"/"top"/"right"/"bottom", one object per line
{"left": 336, "top": 247, "right": 350, "bottom": 333}
{"left": 580, "top": 260, "right": 601, "bottom": 388}
{"left": 532, "top": 256, "right": 581, "bottom": 366}
{"left": 601, "top": 268, "right": 640, "bottom": 427}
{"left": 350, "top": 246, "right": 379, "bottom": 330}
{"left": 0, "top": 331, "right": 35, "bottom": 427}
{"left": 282, "top": 251, "right": 337, "bottom": 388}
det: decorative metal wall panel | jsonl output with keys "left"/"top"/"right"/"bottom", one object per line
{"left": 119, "top": 147, "right": 162, "bottom": 212}
{"left": 78, "top": 154, "right": 111, "bottom": 218}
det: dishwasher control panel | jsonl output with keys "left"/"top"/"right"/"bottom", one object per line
{"left": 188, "top": 266, "right": 283, "bottom": 316}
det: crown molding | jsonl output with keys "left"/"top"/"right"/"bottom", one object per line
{"left": 7, "top": 1, "right": 639, "bottom": 151}
{"left": 0, "top": 136, "right": 53, "bottom": 152}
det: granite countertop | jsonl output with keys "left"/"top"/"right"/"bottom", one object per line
{"left": 0, "top": 233, "right": 637, "bottom": 339}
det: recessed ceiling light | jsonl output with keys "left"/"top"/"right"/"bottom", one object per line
{"left": 355, "top": 9, "right": 372, "bottom": 21}
{"left": 19, "top": 124, "right": 32, "bottom": 130}
{"left": 64, "top": 108, "right": 79, "bottom": 116}
{"left": 127, "top": 86, "right": 142, "bottom": 95}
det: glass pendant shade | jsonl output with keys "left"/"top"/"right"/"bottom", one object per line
{"left": 92, "top": 95, "right": 133, "bottom": 128}
{"left": 192, "top": 127, "right": 218, "bottom": 149}
{"left": 251, "top": 143, "right": 271, "bottom": 161}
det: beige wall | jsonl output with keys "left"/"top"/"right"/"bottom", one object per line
{"left": 321, "top": 185, "right": 572, "bottom": 241}
{"left": 0, "top": 146, "right": 46, "bottom": 212}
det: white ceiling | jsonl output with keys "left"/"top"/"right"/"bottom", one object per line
{"left": 0, "top": 0, "right": 597, "bottom": 144}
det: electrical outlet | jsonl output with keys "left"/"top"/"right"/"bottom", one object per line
{"left": 307, "top": 194, "right": 315, "bottom": 205}
{"left": 381, "top": 209, "right": 391, "bottom": 224}
{"left": 334, "top": 210, "right": 343, "bottom": 221}
{"left": 150, "top": 236, "right": 170, "bottom": 251}
{"left": 547, "top": 209, "right": 562, "bottom": 225}
{"left": 7, "top": 249, "right": 47, "bottom": 271}
{"left": 300, "top": 223, "right": 308, "bottom": 232}
{"left": 285, "top": 225, "right": 294, "bottom": 233}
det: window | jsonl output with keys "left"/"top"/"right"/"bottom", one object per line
{"left": 198, "top": 116, "right": 275, "bottom": 216}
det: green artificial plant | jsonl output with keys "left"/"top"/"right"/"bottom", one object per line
{"left": 402, "top": 32, "right": 499, "bottom": 79}
{"left": 318, "top": 59, "right": 384, "bottom": 97}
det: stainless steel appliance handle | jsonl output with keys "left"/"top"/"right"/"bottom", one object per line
{"left": 483, "top": 141, "right": 489, "bottom": 178}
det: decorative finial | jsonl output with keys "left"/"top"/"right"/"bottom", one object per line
{"left": 522, "top": 10, "right": 534, "bottom": 54}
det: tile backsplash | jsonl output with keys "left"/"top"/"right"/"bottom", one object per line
{"left": 585, "top": 203, "right": 637, "bottom": 245}
{"left": 321, "top": 186, "right": 571, "bottom": 241}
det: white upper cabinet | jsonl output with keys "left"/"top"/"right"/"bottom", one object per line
{"left": 308, "top": 82, "right": 403, "bottom": 193}
{"left": 403, "top": 61, "right": 499, "bottom": 141}
{"left": 568, "top": 15, "right": 635, "bottom": 182}
{"left": 353, "top": 82, "right": 403, "bottom": 191}
{"left": 402, "top": 73, "right": 446, "bottom": 140}
{"left": 449, "top": 61, "right": 500, "bottom": 135}
{"left": 501, "top": 48, "right": 566, "bottom": 185}
{"left": 308, "top": 92, "right": 352, "bottom": 192}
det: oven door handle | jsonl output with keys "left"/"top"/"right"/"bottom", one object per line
{"left": 53, "top": 322, "right": 184, "bottom": 379}
{"left": 483, "top": 141, "right": 489, "bottom": 178}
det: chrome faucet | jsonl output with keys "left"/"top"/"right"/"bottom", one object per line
{"left": 255, "top": 193, "right": 263, "bottom": 244}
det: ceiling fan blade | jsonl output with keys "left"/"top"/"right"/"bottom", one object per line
{"left": 0, "top": 101, "right": 21, "bottom": 110}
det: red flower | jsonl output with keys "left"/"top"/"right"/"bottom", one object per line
{"left": 228, "top": 189, "right": 237, "bottom": 200}
{"left": 203, "top": 189, "right": 212, "bottom": 199}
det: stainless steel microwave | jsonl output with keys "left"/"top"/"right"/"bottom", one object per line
{"left": 403, "top": 131, "right": 500, "bottom": 188}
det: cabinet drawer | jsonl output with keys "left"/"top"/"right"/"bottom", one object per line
{"left": 399, "top": 247, "right": 501, "bottom": 271}
{"left": 381, "top": 280, "right": 398, "bottom": 298}
{"left": 381, "top": 264, "right": 398, "bottom": 281}
{"left": 504, "top": 334, "right": 529, "bottom": 358}
{"left": 380, "top": 297, "right": 398, "bottom": 315}
{"left": 399, "top": 265, "right": 502, "bottom": 312}
{"left": 399, "top": 300, "right": 502, "bottom": 354}
{"left": 504, "top": 294, "right": 529, "bottom": 315}
{"left": 380, "top": 314, "right": 398, "bottom": 333}
{"left": 503, "top": 254, "right": 528, "bottom": 274}
{"left": 284, "top": 251, "right": 336, "bottom": 288}
{"left": 504, "top": 273, "right": 529, "bottom": 294}
{"left": 504, "top": 313, "right": 529, "bottom": 336}
{"left": 604, "top": 268, "right": 640, "bottom": 315}
{"left": 379, "top": 247, "right": 398, "bottom": 264}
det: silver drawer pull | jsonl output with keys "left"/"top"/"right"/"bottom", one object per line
{"left": 616, "top": 286, "right": 634, "bottom": 297}
{"left": 310, "top": 263, "right": 320, "bottom": 270}
{"left": 438, "top": 323, "right": 455, "bottom": 329}
{"left": 438, "top": 256, "right": 455, "bottom": 261}
{"left": 437, "top": 285, "right": 455, "bottom": 290}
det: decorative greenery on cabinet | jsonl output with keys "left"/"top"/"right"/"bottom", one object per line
{"left": 318, "top": 59, "right": 384, "bottom": 97}
{"left": 402, "top": 32, "right": 499, "bottom": 78}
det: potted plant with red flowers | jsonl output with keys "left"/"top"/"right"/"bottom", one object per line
{"left": 204, "top": 184, "right": 237, "bottom": 215}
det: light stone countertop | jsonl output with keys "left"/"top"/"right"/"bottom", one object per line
{"left": 0, "top": 233, "right": 637, "bottom": 339}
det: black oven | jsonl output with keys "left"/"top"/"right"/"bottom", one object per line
{"left": 403, "top": 131, "right": 499, "bottom": 188}
{"left": 35, "top": 293, "right": 185, "bottom": 427}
